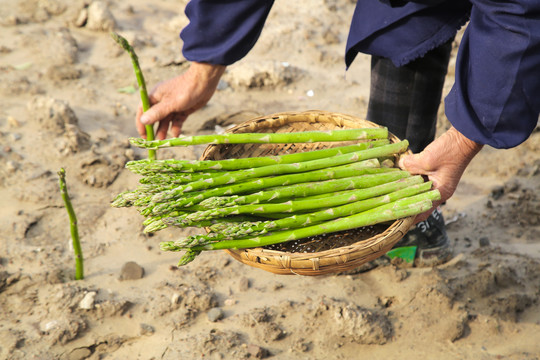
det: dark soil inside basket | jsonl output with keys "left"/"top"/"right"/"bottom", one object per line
{"left": 263, "top": 223, "right": 390, "bottom": 253}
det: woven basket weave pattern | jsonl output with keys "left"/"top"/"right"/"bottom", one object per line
{"left": 200, "top": 110, "right": 414, "bottom": 276}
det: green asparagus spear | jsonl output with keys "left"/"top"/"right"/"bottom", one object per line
{"left": 168, "top": 172, "right": 416, "bottom": 225}
{"left": 148, "top": 160, "right": 386, "bottom": 214}
{"left": 212, "top": 179, "right": 431, "bottom": 238}
{"left": 111, "top": 32, "right": 156, "bottom": 160}
{"left": 143, "top": 213, "right": 260, "bottom": 233}
{"left": 139, "top": 171, "right": 218, "bottom": 185}
{"left": 127, "top": 140, "right": 389, "bottom": 173}
{"left": 161, "top": 190, "right": 440, "bottom": 264}
{"left": 169, "top": 180, "right": 432, "bottom": 245}
{"left": 205, "top": 194, "right": 437, "bottom": 250}
{"left": 199, "top": 170, "right": 409, "bottom": 209}
{"left": 157, "top": 141, "right": 409, "bottom": 195}
{"left": 58, "top": 168, "right": 84, "bottom": 280}
{"left": 130, "top": 128, "right": 389, "bottom": 149}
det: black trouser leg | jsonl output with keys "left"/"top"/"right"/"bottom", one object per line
{"left": 367, "top": 40, "right": 454, "bottom": 153}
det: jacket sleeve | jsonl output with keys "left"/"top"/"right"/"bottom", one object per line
{"left": 444, "top": 0, "right": 540, "bottom": 148}
{"left": 180, "top": 0, "right": 274, "bottom": 66}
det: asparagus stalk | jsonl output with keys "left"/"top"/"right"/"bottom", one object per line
{"left": 139, "top": 171, "right": 218, "bottom": 185}
{"left": 160, "top": 231, "right": 233, "bottom": 248}
{"left": 127, "top": 140, "right": 389, "bottom": 173}
{"left": 157, "top": 141, "right": 409, "bottom": 195}
{"left": 167, "top": 172, "right": 416, "bottom": 225}
{"left": 212, "top": 179, "right": 431, "bottom": 237}
{"left": 111, "top": 32, "right": 156, "bottom": 160}
{"left": 205, "top": 193, "right": 438, "bottom": 250}
{"left": 199, "top": 171, "right": 408, "bottom": 209}
{"left": 148, "top": 160, "right": 386, "bottom": 214}
{"left": 130, "top": 128, "right": 389, "bottom": 149}
{"left": 169, "top": 180, "right": 432, "bottom": 245}
{"left": 58, "top": 168, "right": 84, "bottom": 280}
{"left": 161, "top": 191, "right": 440, "bottom": 264}
{"left": 177, "top": 250, "right": 202, "bottom": 266}
{"left": 143, "top": 213, "right": 262, "bottom": 233}
{"left": 112, "top": 182, "right": 180, "bottom": 208}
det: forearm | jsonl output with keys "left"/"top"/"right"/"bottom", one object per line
{"left": 186, "top": 62, "right": 227, "bottom": 90}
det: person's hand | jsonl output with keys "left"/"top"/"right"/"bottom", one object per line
{"left": 398, "top": 126, "right": 483, "bottom": 223}
{"left": 136, "top": 62, "right": 226, "bottom": 140}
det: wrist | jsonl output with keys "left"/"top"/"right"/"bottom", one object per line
{"left": 446, "top": 127, "right": 483, "bottom": 164}
{"left": 189, "top": 62, "right": 226, "bottom": 82}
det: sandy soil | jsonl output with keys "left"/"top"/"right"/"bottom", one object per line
{"left": 1, "top": 1, "right": 539, "bottom": 359}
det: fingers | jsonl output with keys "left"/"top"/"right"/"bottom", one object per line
{"left": 170, "top": 115, "right": 187, "bottom": 138}
{"left": 142, "top": 113, "right": 188, "bottom": 140}
{"left": 155, "top": 118, "right": 170, "bottom": 140}
{"left": 412, "top": 199, "right": 443, "bottom": 224}
{"left": 414, "top": 209, "right": 433, "bottom": 224}
{"left": 135, "top": 105, "right": 147, "bottom": 138}
{"left": 397, "top": 154, "right": 410, "bottom": 172}
{"left": 140, "top": 100, "right": 171, "bottom": 127}
{"left": 132, "top": 64, "right": 227, "bottom": 140}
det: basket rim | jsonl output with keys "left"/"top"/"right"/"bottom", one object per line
{"left": 200, "top": 110, "right": 415, "bottom": 275}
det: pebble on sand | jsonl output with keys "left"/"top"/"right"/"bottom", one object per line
{"left": 78, "top": 291, "right": 97, "bottom": 310}
{"left": 118, "top": 261, "right": 144, "bottom": 281}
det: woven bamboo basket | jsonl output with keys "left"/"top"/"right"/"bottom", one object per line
{"left": 200, "top": 110, "right": 415, "bottom": 276}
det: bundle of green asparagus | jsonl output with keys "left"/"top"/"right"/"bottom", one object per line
{"left": 114, "top": 129, "right": 439, "bottom": 266}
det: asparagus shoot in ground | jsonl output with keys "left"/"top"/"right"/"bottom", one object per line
{"left": 111, "top": 32, "right": 156, "bottom": 160}
{"left": 58, "top": 168, "right": 84, "bottom": 280}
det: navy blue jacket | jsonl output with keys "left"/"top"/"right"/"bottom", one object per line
{"left": 180, "top": 0, "right": 540, "bottom": 149}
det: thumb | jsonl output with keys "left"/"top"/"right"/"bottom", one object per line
{"left": 140, "top": 102, "right": 171, "bottom": 125}
{"left": 397, "top": 153, "right": 414, "bottom": 171}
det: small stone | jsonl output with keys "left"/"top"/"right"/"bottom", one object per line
{"left": 490, "top": 185, "right": 504, "bottom": 200}
{"left": 74, "top": 8, "right": 88, "bottom": 27}
{"left": 67, "top": 347, "right": 92, "bottom": 360}
{"left": 504, "top": 180, "right": 520, "bottom": 193}
{"left": 238, "top": 277, "right": 250, "bottom": 292}
{"left": 78, "top": 291, "right": 97, "bottom": 310}
{"left": 271, "top": 282, "right": 284, "bottom": 291}
{"left": 3, "top": 15, "right": 20, "bottom": 26}
{"left": 7, "top": 116, "right": 20, "bottom": 128}
{"left": 6, "top": 160, "right": 17, "bottom": 173}
{"left": 216, "top": 80, "right": 229, "bottom": 91}
{"left": 46, "top": 64, "right": 82, "bottom": 81}
{"left": 9, "top": 133, "right": 21, "bottom": 141}
{"left": 207, "top": 307, "right": 223, "bottom": 322}
{"left": 124, "top": 148, "right": 135, "bottom": 160}
{"left": 139, "top": 323, "right": 155, "bottom": 336}
{"left": 247, "top": 344, "right": 268, "bottom": 359}
{"left": 40, "top": 320, "right": 59, "bottom": 332}
{"left": 224, "top": 298, "right": 236, "bottom": 306}
{"left": 118, "top": 261, "right": 144, "bottom": 281}
{"left": 86, "top": 1, "right": 116, "bottom": 31}
{"left": 479, "top": 237, "right": 490, "bottom": 247}
{"left": 171, "top": 293, "right": 181, "bottom": 305}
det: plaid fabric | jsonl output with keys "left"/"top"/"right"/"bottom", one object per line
{"left": 366, "top": 39, "right": 453, "bottom": 153}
